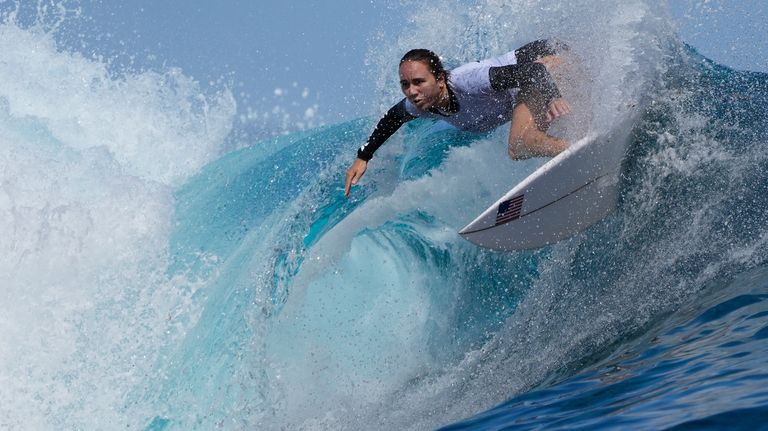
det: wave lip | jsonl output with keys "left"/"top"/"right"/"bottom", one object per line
{"left": 0, "top": 17, "right": 235, "bottom": 430}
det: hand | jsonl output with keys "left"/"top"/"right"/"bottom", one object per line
{"left": 344, "top": 158, "right": 368, "bottom": 197}
{"left": 545, "top": 98, "right": 571, "bottom": 122}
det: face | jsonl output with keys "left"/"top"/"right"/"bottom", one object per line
{"left": 399, "top": 60, "right": 446, "bottom": 111}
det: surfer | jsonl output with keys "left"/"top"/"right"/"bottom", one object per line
{"left": 344, "top": 39, "right": 572, "bottom": 197}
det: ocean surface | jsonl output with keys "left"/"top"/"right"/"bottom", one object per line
{"left": 2, "top": 1, "right": 768, "bottom": 430}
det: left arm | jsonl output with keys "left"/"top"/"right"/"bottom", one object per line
{"left": 488, "top": 61, "right": 570, "bottom": 121}
{"left": 489, "top": 61, "right": 561, "bottom": 101}
{"left": 344, "top": 99, "right": 415, "bottom": 197}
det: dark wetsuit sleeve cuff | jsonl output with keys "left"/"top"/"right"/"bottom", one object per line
{"left": 489, "top": 62, "right": 562, "bottom": 104}
{"left": 357, "top": 99, "right": 415, "bottom": 161}
{"left": 515, "top": 39, "right": 555, "bottom": 64}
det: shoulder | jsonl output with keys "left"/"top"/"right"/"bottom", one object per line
{"left": 449, "top": 51, "right": 517, "bottom": 85}
{"left": 483, "top": 50, "right": 518, "bottom": 67}
{"left": 452, "top": 51, "right": 517, "bottom": 73}
{"left": 449, "top": 51, "right": 518, "bottom": 92}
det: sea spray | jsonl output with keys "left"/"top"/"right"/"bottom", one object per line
{"left": 0, "top": 16, "right": 235, "bottom": 429}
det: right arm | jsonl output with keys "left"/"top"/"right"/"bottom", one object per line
{"left": 344, "top": 99, "right": 415, "bottom": 197}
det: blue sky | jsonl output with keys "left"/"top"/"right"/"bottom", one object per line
{"left": 669, "top": 0, "right": 768, "bottom": 73}
{"left": 54, "top": 0, "right": 408, "bottom": 128}
{"left": 11, "top": 0, "right": 766, "bottom": 133}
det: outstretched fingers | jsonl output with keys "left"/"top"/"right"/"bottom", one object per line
{"left": 344, "top": 158, "right": 368, "bottom": 197}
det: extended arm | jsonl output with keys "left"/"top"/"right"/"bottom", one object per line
{"left": 356, "top": 99, "right": 416, "bottom": 161}
{"left": 345, "top": 99, "right": 416, "bottom": 197}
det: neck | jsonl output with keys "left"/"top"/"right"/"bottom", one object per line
{"left": 436, "top": 85, "right": 451, "bottom": 111}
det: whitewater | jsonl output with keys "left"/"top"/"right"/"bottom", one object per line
{"left": 1, "top": 1, "right": 767, "bottom": 430}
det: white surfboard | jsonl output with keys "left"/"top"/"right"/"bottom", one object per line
{"left": 459, "top": 123, "right": 632, "bottom": 251}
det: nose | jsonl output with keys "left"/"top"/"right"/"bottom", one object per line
{"left": 404, "top": 85, "right": 418, "bottom": 98}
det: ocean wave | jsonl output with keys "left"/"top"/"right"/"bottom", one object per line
{"left": 2, "top": 1, "right": 768, "bottom": 430}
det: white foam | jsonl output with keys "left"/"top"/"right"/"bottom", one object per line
{"left": 0, "top": 24, "right": 235, "bottom": 185}
{"left": 0, "top": 21, "right": 234, "bottom": 429}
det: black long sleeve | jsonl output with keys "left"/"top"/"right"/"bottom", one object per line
{"left": 357, "top": 99, "right": 416, "bottom": 161}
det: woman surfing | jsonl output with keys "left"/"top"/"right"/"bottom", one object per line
{"left": 344, "top": 39, "right": 573, "bottom": 197}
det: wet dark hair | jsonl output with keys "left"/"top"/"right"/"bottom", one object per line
{"left": 400, "top": 49, "right": 448, "bottom": 80}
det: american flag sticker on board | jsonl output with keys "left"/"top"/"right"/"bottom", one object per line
{"left": 495, "top": 194, "right": 524, "bottom": 225}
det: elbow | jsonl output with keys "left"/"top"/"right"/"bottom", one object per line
{"left": 508, "top": 147, "right": 524, "bottom": 160}
{"left": 507, "top": 135, "right": 527, "bottom": 160}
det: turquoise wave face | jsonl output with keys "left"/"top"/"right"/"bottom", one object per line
{"left": 157, "top": 109, "right": 545, "bottom": 428}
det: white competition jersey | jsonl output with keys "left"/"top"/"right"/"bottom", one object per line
{"left": 404, "top": 51, "right": 519, "bottom": 133}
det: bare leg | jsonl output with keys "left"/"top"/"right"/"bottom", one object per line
{"left": 508, "top": 102, "right": 568, "bottom": 160}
